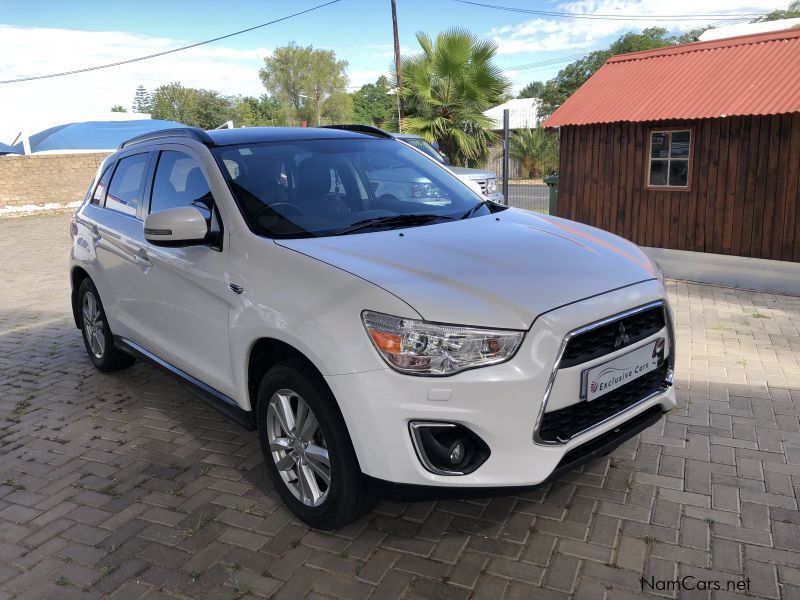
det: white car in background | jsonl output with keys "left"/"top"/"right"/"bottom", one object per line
{"left": 70, "top": 124, "right": 675, "bottom": 529}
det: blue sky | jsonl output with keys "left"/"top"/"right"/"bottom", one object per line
{"left": 0, "top": 0, "right": 783, "bottom": 141}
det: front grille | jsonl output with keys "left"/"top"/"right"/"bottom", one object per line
{"left": 476, "top": 179, "right": 487, "bottom": 194}
{"left": 560, "top": 306, "right": 665, "bottom": 369}
{"left": 538, "top": 363, "right": 669, "bottom": 443}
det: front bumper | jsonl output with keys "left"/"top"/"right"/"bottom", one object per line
{"left": 325, "top": 279, "right": 676, "bottom": 488}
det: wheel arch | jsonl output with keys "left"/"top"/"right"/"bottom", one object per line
{"left": 70, "top": 266, "right": 91, "bottom": 328}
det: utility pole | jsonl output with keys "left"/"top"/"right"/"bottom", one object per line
{"left": 391, "top": 0, "right": 404, "bottom": 132}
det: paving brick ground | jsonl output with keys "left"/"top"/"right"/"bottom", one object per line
{"left": 1, "top": 212, "right": 800, "bottom": 599}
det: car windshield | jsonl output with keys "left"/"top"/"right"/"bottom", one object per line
{"left": 212, "top": 137, "right": 493, "bottom": 238}
{"left": 401, "top": 137, "right": 445, "bottom": 163}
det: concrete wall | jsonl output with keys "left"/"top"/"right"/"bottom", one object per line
{"left": 0, "top": 152, "right": 110, "bottom": 209}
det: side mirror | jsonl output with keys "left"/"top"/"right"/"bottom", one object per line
{"left": 144, "top": 206, "right": 209, "bottom": 246}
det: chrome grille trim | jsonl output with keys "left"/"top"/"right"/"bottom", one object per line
{"left": 532, "top": 300, "right": 675, "bottom": 446}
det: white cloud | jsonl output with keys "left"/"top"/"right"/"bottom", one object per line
{"left": 489, "top": 0, "right": 779, "bottom": 54}
{"left": 0, "top": 25, "right": 271, "bottom": 142}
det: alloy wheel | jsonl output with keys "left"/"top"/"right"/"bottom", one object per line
{"left": 82, "top": 291, "right": 105, "bottom": 359}
{"left": 266, "top": 388, "right": 331, "bottom": 507}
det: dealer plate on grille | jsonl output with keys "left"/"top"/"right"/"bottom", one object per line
{"left": 583, "top": 338, "right": 666, "bottom": 402}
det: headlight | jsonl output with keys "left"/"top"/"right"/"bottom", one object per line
{"left": 485, "top": 178, "right": 497, "bottom": 194}
{"left": 411, "top": 182, "right": 442, "bottom": 198}
{"left": 362, "top": 311, "right": 524, "bottom": 375}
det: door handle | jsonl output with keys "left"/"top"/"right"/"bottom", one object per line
{"left": 134, "top": 248, "right": 152, "bottom": 268}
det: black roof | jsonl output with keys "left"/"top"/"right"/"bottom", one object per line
{"left": 206, "top": 126, "right": 384, "bottom": 146}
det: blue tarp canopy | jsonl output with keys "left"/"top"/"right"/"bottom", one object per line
{"left": 0, "top": 141, "right": 19, "bottom": 155}
{"left": 13, "top": 119, "right": 187, "bottom": 153}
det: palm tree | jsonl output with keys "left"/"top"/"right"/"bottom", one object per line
{"left": 510, "top": 128, "right": 559, "bottom": 179}
{"left": 400, "top": 29, "right": 509, "bottom": 166}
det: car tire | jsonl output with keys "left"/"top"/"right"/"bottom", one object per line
{"left": 77, "top": 278, "right": 136, "bottom": 372}
{"left": 256, "top": 359, "right": 375, "bottom": 530}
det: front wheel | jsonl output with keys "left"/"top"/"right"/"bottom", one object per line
{"left": 256, "top": 359, "right": 374, "bottom": 529}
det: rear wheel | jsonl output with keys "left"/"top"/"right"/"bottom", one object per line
{"left": 256, "top": 359, "right": 374, "bottom": 529}
{"left": 77, "top": 279, "right": 135, "bottom": 372}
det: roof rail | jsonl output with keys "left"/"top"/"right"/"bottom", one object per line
{"left": 318, "top": 124, "right": 394, "bottom": 139}
{"left": 118, "top": 127, "right": 214, "bottom": 150}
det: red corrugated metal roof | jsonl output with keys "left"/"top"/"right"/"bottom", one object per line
{"left": 543, "top": 27, "right": 800, "bottom": 127}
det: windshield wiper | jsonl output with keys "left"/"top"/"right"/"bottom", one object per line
{"left": 460, "top": 200, "right": 489, "bottom": 220}
{"left": 331, "top": 213, "right": 453, "bottom": 236}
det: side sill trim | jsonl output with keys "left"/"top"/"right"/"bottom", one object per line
{"left": 114, "top": 336, "right": 256, "bottom": 430}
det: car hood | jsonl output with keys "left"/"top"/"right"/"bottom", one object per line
{"left": 275, "top": 209, "right": 658, "bottom": 330}
{"left": 448, "top": 166, "right": 496, "bottom": 179}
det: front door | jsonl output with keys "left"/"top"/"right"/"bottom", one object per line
{"left": 134, "top": 147, "right": 235, "bottom": 397}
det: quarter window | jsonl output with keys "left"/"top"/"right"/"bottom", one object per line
{"left": 648, "top": 130, "right": 691, "bottom": 189}
{"left": 106, "top": 153, "right": 149, "bottom": 216}
{"left": 91, "top": 165, "right": 113, "bottom": 205}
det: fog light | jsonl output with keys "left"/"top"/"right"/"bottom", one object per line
{"left": 449, "top": 441, "right": 465, "bottom": 464}
{"left": 409, "top": 421, "right": 490, "bottom": 475}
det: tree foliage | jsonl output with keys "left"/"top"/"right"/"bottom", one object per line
{"left": 518, "top": 81, "right": 545, "bottom": 99}
{"left": 400, "top": 28, "right": 509, "bottom": 166}
{"left": 537, "top": 28, "right": 699, "bottom": 117}
{"left": 259, "top": 42, "right": 348, "bottom": 125}
{"left": 352, "top": 76, "right": 396, "bottom": 128}
{"left": 510, "top": 128, "right": 558, "bottom": 178}
{"left": 753, "top": 0, "right": 800, "bottom": 21}
{"left": 132, "top": 85, "right": 152, "bottom": 113}
{"left": 110, "top": 105, "right": 126, "bottom": 113}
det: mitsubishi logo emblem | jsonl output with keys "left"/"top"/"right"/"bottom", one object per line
{"left": 614, "top": 322, "right": 630, "bottom": 348}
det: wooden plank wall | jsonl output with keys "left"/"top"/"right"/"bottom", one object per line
{"left": 557, "top": 115, "right": 800, "bottom": 262}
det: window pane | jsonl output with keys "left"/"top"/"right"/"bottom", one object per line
{"left": 668, "top": 160, "right": 689, "bottom": 187}
{"left": 91, "top": 165, "right": 113, "bottom": 205}
{"left": 650, "top": 132, "right": 669, "bottom": 158}
{"left": 670, "top": 131, "right": 691, "bottom": 158}
{"left": 649, "top": 160, "right": 668, "bottom": 186}
{"left": 151, "top": 151, "right": 211, "bottom": 220}
{"left": 106, "top": 154, "right": 148, "bottom": 217}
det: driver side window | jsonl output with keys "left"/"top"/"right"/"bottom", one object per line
{"left": 150, "top": 150, "right": 222, "bottom": 237}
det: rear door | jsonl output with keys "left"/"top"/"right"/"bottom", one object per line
{"left": 81, "top": 151, "right": 153, "bottom": 339}
{"left": 134, "top": 146, "right": 234, "bottom": 396}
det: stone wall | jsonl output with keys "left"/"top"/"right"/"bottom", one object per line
{"left": 0, "top": 152, "right": 111, "bottom": 208}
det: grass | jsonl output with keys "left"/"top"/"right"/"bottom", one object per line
{"left": 54, "top": 576, "right": 70, "bottom": 587}
{"left": 3, "top": 477, "right": 25, "bottom": 491}
{"left": 181, "top": 515, "right": 213, "bottom": 539}
{"left": 751, "top": 310, "right": 771, "bottom": 319}
{"left": 229, "top": 576, "right": 250, "bottom": 600}
{"left": 7, "top": 398, "right": 31, "bottom": 422}
{"left": 99, "top": 565, "right": 118, "bottom": 578}
{"left": 99, "top": 484, "right": 121, "bottom": 498}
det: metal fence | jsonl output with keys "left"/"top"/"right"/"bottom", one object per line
{"left": 486, "top": 134, "right": 550, "bottom": 214}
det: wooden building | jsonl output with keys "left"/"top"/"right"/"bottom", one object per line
{"left": 543, "top": 28, "right": 800, "bottom": 263}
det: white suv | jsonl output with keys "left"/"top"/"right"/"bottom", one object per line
{"left": 70, "top": 125, "right": 676, "bottom": 529}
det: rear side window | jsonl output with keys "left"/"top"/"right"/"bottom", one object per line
{"left": 90, "top": 165, "right": 113, "bottom": 205}
{"left": 150, "top": 151, "right": 212, "bottom": 220}
{"left": 105, "top": 153, "right": 148, "bottom": 217}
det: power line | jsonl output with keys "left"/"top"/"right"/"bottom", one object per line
{"left": 0, "top": 0, "right": 341, "bottom": 85}
{"left": 451, "top": 0, "right": 766, "bottom": 21}
{"left": 453, "top": 0, "right": 763, "bottom": 21}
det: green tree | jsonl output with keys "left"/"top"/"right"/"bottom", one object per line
{"left": 400, "top": 28, "right": 509, "bottom": 166}
{"left": 538, "top": 28, "right": 689, "bottom": 117}
{"left": 190, "top": 89, "right": 233, "bottom": 129}
{"left": 321, "top": 91, "right": 354, "bottom": 124}
{"left": 150, "top": 82, "right": 198, "bottom": 124}
{"left": 352, "top": 78, "right": 396, "bottom": 127}
{"left": 231, "top": 95, "right": 289, "bottom": 126}
{"left": 518, "top": 81, "right": 544, "bottom": 99}
{"left": 259, "top": 42, "right": 348, "bottom": 125}
{"left": 510, "top": 128, "right": 558, "bottom": 178}
{"left": 110, "top": 105, "right": 126, "bottom": 113}
{"left": 132, "top": 85, "right": 152, "bottom": 113}
{"left": 753, "top": 0, "right": 800, "bottom": 21}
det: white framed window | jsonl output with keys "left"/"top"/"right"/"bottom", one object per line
{"left": 648, "top": 129, "right": 692, "bottom": 190}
